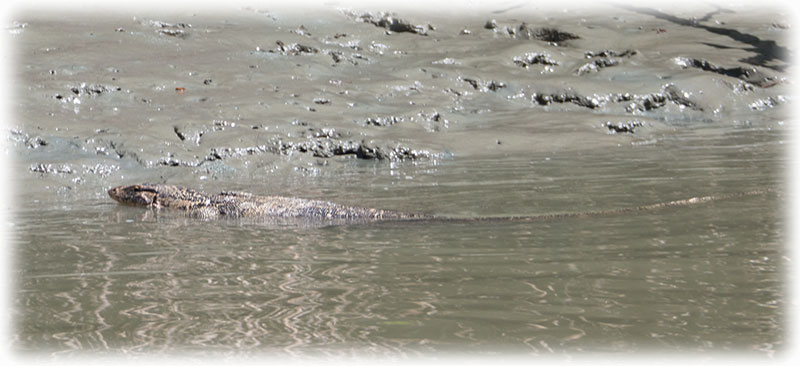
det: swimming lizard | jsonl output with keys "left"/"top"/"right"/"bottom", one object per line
{"left": 108, "top": 183, "right": 773, "bottom": 222}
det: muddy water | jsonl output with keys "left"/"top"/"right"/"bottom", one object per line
{"left": 6, "top": 2, "right": 790, "bottom": 358}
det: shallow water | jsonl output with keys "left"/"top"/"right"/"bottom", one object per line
{"left": 6, "top": 2, "right": 790, "bottom": 358}
{"left": 12, "top": 134, "right": 785, "bottom": 357}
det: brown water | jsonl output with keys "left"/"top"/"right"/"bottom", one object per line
{"left": 6, "top": 2, "right": 790, "bottom": 359}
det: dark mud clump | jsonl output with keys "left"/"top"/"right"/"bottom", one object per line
{"left": 146, "top": 20, "right": 191, "bottom": 39}
{"left": 327, "top": 49, "right": 369, "bottom": 65}
{"left": 125, "top": 116, "right": 442, "bottom": 169}
{"left": 272, "top": 40, "right": 319, "bottom": 55}
{"left": 68, "top": 83, "right": 121, "bottom": 96}
{"left": 299, "top": 137, "right": 436, "bottom": 161}
{"left": 674, "top": 57, "right": 780, "bottom": 88}
{"left": 517, "top": 23, "right": 580, "bottom": 44}
{"left": 576, "top": 49, "right": 637, "bottom": 75}
{"left": 513, "top": 52, "right": 559, "bottom": 68}
{"left": 585, "top": 49, "right": 637, "bottom": 58}
{"left": 29, "top": 162, "right": 119, "bottom": 178}
{"left": 603, "top": 120, "right": 645, "bottom": 134}
{"left": 357, "top": 111, "right": 448, "bottom": 131}
{"left": 54, "top": 83, "right": 121, "bottom": 102}
{"left": 531, "top": 90, "right": 604, "bottom": 109}
{"left": 633, "top": 84, "right": 700, "bottom": 112}
{"left": 531, "top": 27, "right": 580, "bottom": 43}
{"left": 173, "top": 125, "right": 208, "bottom": 145}
{"left": 749, "top": 96, "right": 786, "bottom": 111}
{"left": 576, "top": 58, "right": 619, "bottom": 75}
{"left": 349, "top": 11, "right": 431, "bottom": 36}
{"left": 333, "top": 140, "right": 434, "bottom": 160}
{"left": 302, "top": 127, "right": 343, "bottom": 139}
{"left": 530, "top": 84, "right": 701, "bottom": 112}
{"left": 158, "top": 154, "right": 194, "bottom": 167}
{"left": 290, "top": 25, "right": 312, "bottom": 37}
{"left": 488, "top": 21, "right": 579, "bottom": 45}
{"left": 328, "top": 50, "right": 344, "bottom": 63}
{"left": 10, "top": 129, "right": 48, "bottom": 149}
{"left": 207, "top": 137, "right": 436, "bottom": 162}
{"left": 363, "top": 115, "right": 405, "bottom": 127}
{"left": 460, "top": 77, "right": 507, "bottom": 92}
{"left": 29, "top": 163, "right": 73, "bottom": 175}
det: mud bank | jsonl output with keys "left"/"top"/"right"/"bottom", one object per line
{"left": 8, "top": 4, "right": 790, "bottom": 197}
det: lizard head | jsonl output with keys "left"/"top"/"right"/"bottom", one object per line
{"left": 108, "top": 184, "right": 160, "bottom": 207}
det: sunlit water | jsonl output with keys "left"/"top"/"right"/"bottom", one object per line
{"left": 12, "top": 128, "right": 785, "bottom": 357}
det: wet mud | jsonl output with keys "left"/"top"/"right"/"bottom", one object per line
{"left": 7, "top": 3, "right": 790, "bottom": 197}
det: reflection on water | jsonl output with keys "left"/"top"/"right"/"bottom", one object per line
{"left": 12, "top": 131, "right": 784, "bottom": 357}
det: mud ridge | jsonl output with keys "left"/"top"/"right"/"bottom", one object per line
{"left": 513, "top": 52, "right": 559, "bottom": 68}
{"left": 530, "top": 84, "right": 701, "bottom": 112}
{"left": 145, "top": 20, "right": 191, "bottom": 39}
{"left": 675, "top": 56, "right": 780, "bottom": 88}
{"left": 603, "top": 120, "right": 645, "bottom": 134}
{"left": 347, "top": 11, "right": 431, "bottom": 36}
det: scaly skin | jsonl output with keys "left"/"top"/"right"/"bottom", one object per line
{"left": 108, "top": 183, "right": 773, "bottom": 222}
{"left": 108, "top": 183, "right": 428, "bottom": 220}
